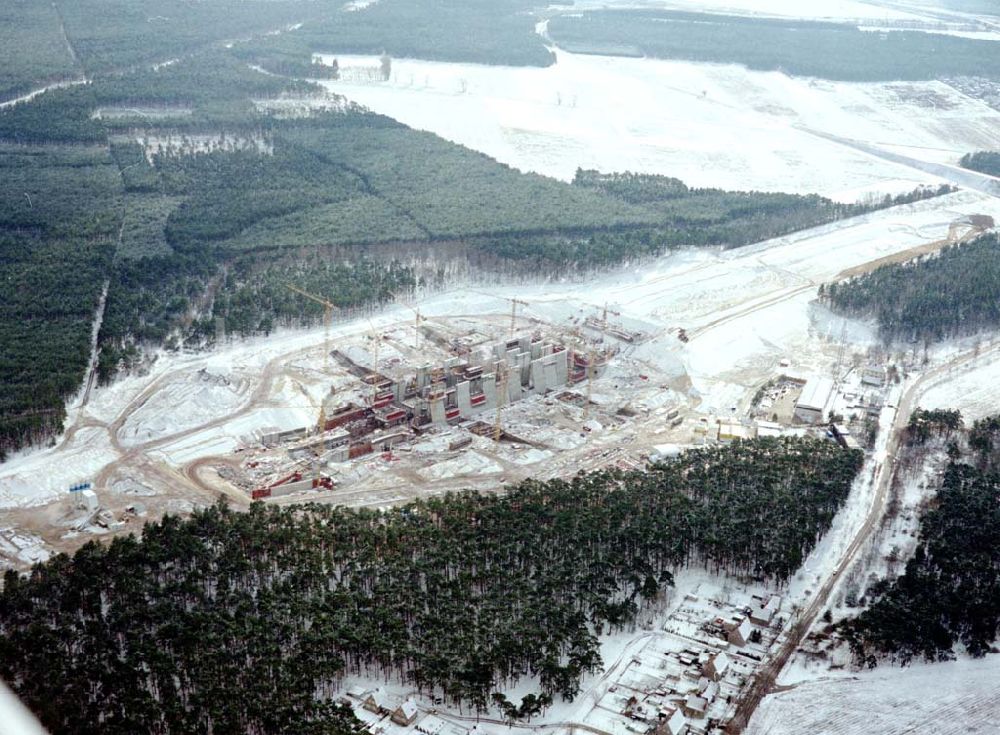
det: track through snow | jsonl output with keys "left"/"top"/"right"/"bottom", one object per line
{"left": 732, "top": 336, "right": 1000, "bottom": 731}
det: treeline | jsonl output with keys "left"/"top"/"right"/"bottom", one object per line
{"left": 960, "top": 150, "right": 1000, "bottom": 178}
{"left": 4, "top": 0, "right": 552, "bottom": 103}
{"left": 821, "top": 233, "right": 1000, "bottom": 343}
{"left": 0, "top": 42, "right": 953, "bottom": 456}
{"left": 213, "top": 256, "right": 418, "bottom": 338}
{"left": 55, "top": 0, "right": 321, "bottom": 75}
{"left": 547, "top": 10, "right": 1000, "bottom": 82}
{"left": 474, "top": 172, "right": 951, "bottom": 270}
{"left": 840, "top": 413, "right": 1000, "bottom": 665}
{"left": 0, "top": 437, "right": 862, "bottom": 733}
{"left": 235, "top": 0, "right": 553, "bottom": 75}
{"left": 905, "top": 408, "right": 963, "bottom": 445}
{"left": 0, "top": 144, "right": 123, "bottom": 459}
{"left": 0, "top": 0, "right": 80, "bottom": 101}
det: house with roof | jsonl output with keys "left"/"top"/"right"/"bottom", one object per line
{"left": 704, "top": 651, "right": 730, "bottom": 682}
{"left": 681, "top": 693, "right": 708, "bottom": 718}
{"left": 362, "top": 688, "right": 391, "bottom": 714}
{"left": 391, "top": 699, "right": 420, "bottom": 726}
{"left": 657, "top": 707, "right": 688, "bottom": 735}
{"left": 728, "top": 616, "right": 753, "bottom": 647}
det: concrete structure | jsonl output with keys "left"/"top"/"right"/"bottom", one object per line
{"left": 649, "top": 444, "right": 683, "bottom": 462}
{"left": 750, "top": 595, "right": 782, "bottom": 626}
{"left": 755, "top": 420, "right": 783, "bottom": 438}
{"left": 79, "top": 489, "right": 99, "bottom": 513}
{"left": 794, "top": 377, "right": 834, "bottom": 424}
{"left": 345, "top": 685, "right": 368, "bottom": 700}
{"left": 830, "top": 424, "right": 861, "bottom": 451}
{"left": 416, "top": 715, "right": 447, "bottom": 735}
{"left": 261, "top": 426, "right": 309, "bottom": 446}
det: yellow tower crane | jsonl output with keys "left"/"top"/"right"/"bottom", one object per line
{"left": 401, "top": 302, "right": 425, "bottom": 349}
{"left": 286, "top": 284, "right": 339, "bottom": 432}
{"left": 466, "top": 290, "right": 531, "bottom": 338}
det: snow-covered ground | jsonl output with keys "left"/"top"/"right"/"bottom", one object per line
{"left": 3, "top": 188, "right": 999, "bottom": 512}
{"left": 563, "top": 0, "right": 937, "bottom": 22}
{"left": 918, "top": 349, "right": 1000, "bottom": 421}
{"left": 747, "top": 655, "right": 1000, "bottom": 735}
{"left": 314, "top": 47, "right": 1000, "bottom": 198}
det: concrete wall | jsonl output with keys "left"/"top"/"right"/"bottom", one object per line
{"left": 456, "top": 381, "right": 472, "bottom": 414}
{"left": 430, "top": 397, "right": 446, "bottom": 424}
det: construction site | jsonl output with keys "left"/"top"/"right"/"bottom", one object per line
{"left": 4, "top": 196, "right": 996, "bottom": 548}
{"left": 229, "top": 291, "right": 645, "bottom": 502}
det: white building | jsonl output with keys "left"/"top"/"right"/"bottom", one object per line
{"left": 794, "top": 377, "right": 834, "bottom": 424}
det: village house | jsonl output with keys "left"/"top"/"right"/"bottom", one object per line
{"left": 704, "top": 651, "right": 730, "bottom": 682}
{"left": 727, "top": 616, "right": 753, "bottom": 647}
{"left": 391, "top": 700, "right": 420, "bottom": 726}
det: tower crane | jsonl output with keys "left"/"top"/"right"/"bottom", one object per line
{"left": 401, "top": 302, "right": 425, "bottom": 349}
{"left": 367, "top": 320, "right": 381, "bottom": 406}
{"left": 286, "top": 284, "right": 340, "bottom": 432}
{"left": 567, "top": 327, "right": 599, "bottom": 422}
{"left": 584, "top": 345, "right": 597, "bottom": 422}
{"left": 494, "top": 360, "right": 509, "bottom": 442}
{"left": 508, "top": 297, "right": 529, "bottom": 337}
{"left": 466, "top": 289, "right": 531, "bottom": 338}
{"left": 601, "top": 302, "right": 621, "bottom": 330}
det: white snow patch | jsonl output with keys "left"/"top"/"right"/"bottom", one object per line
{"left": 747, "top": 656, "right": 1000, "bottom": 735}
{"left": 312, "top": 49, "right": 1000, "bottom": 197}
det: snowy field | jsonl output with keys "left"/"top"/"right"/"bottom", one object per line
{"left": 747, "top": 656, "right": 1000, "bottom": 735}
{"left": 918, "top": 350, "right": 1000, "bottom": 421}
{"left": 315, "top": 47, "right": 1000, "bottom": 199}
{"left": 566, "top": 0, "right": 940, "bottom": 22}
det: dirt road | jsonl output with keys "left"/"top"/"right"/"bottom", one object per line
{"left": 727, "top": 337, "right": 1000, "bottom": 732}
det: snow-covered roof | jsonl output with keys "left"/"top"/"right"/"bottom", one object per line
{"left": 796, "top": 377, "right": 834, "bottom": 411}
{"left": 702, "top": 681, "right": 719, "bottom": 702}
{"left": 364, "top": 688, "right": 391, "bottom": 709}
{"left": 397, "top": 700, "right": 418, "bottom": 719}
{"left": 666, "top": 708, "right": 687, "bottom": 735}
{"left": 713, "top": 652, "right": 731, "bottom": 673}
{"left": 650, "top": 443, "right": 682, "bottom": 458}
{"left": 346, "top": 685, "right": 368, "bottom": 698}
{"left": 685, "top": 694, "right": 708, "bottom": 713}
